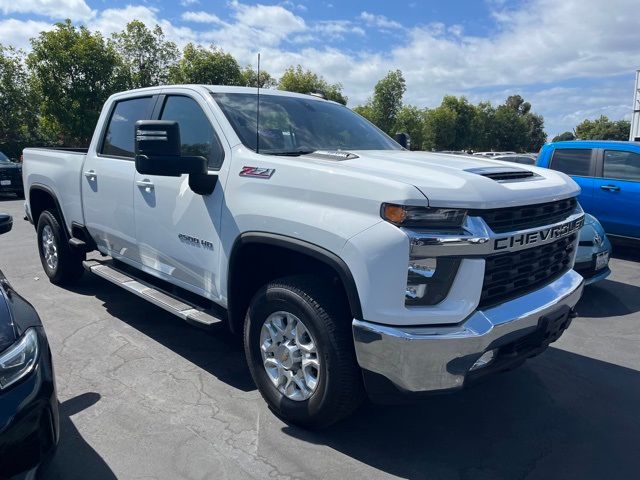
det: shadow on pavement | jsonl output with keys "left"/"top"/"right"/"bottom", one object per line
{"left": 610, "top": 238, "right": 640, "bottom": 262}
{"left": 283, "top": 348, "right": 640, "bottom": 480}
{"left": 576, "top": 278, "right": 640, "bottom": 317}
{"left": 40, "top": 393, "right": 116, "bottom": 480}
{"left": 67, "top": 273, "right": 255, "bottom": 393}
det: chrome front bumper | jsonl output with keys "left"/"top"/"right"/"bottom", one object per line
{"left": 352, "top": 269, "right": 584, "bottom": 393}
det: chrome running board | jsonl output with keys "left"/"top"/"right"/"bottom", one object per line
{"left": 83, "top": 259, "right": 224, "bottom": 328}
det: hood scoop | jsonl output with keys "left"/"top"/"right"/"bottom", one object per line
{"left": 465, "top": 166, "right": 539, "bottom": 182}
{"left": 308, "top": 150, "right": 359, "bottom": 161}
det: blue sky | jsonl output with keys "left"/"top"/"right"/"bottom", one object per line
{"left": 0, "top": 0, "right": 638, "bottom": 136}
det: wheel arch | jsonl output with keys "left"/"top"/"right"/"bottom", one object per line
{"left": 29, "top": 184, "right": 68, "bottom": 235}
{"left": 226, "top": 232, "right": 363, "bottom": 335}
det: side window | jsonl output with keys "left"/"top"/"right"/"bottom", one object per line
{"left": 603, "top": 150, "right": 640, "bottom": 181}
{"left": 550, "top": 148, "right": 593, "bottom": 176}
{"left": 160, "top": 96, "right": 224, "bottom": 169}
{"left": 101, "top": 97, "right": 154, "bottom": 158}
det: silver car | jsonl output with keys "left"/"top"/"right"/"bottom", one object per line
{"left": 574, "top": 214, "right": 612, "bottom": 285}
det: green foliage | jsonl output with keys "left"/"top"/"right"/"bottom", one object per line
{"left": 169, "top": 43, "right": 244, "bottom": 86}
{"left": 368, "top": 70, "right": 406, "bottom": 134}
{"left": 278, "top": 65, "right": 347, "bottom": 105}
{"left": 393, "top": 105, "right": 427, "bottom": 150}
{"left": 575, "top": 115, "right": 631, "bottom": 140}
{"left": 241, "top": 65, "right": 277, "bottom": 88}
{"left": 552, "top": 131, "right": 576, "bottom": 142}
{"left": 111, "top": 21, "right": 179, "bottom": 89}
{"left": 27, "top": 20, "right": 127, "bottom": 146}
{"left": 0, "top": 45, "right": 42, "bottom": 158}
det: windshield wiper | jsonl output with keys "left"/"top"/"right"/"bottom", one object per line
{"left": 260, "top": 149, "right": 317, "bottom": 157}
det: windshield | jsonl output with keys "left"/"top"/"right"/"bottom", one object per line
{"left": 212, "top": 92, "right": 401, "bottom": 154}
{"left": 0, "top": 152, "right": 10, "bottom": 163}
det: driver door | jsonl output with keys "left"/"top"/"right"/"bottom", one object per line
{"left": 133, "top": 91, "right": 228, "bottom": 300}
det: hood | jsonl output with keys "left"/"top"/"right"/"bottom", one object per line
{"left": 0, "top": 162, "right": 21, "bottom": 170}
{"left": 333, "top": 150, "right": 580, "bottom": 209}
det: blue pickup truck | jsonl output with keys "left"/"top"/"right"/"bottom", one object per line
{"left": 537, "top": 140, "right": 640, "bottom": 240}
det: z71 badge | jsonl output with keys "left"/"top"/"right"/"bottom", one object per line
{"left": 240, "top": 166, "right": 275, "bottom": 179}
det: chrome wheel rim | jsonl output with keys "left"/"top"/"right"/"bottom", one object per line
{"left": 41, "top": 225, "right": 58, "bottom": 271}
{"left": 259, "top": 311, "right": 320, "bottom": 401}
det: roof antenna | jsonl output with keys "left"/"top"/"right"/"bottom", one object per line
{"left": 256, "top": 52, "right": 260, "bottom": 154}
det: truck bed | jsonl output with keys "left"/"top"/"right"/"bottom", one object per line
{"left": 22, "top": 148, "right": 86, "bottom": 230}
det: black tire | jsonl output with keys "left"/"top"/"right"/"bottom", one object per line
{"left": 244, "top": 275, "right": 364, "bottom": 428}
{"left": 36, "top": 210, "right": 85, "bottom": 285}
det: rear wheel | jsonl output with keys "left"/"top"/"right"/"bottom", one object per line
{"left": 244, "top": 275, "right": 364, "bottom": 428}
{"left": 37, "top": 210, "right": 85, "bottom": 285}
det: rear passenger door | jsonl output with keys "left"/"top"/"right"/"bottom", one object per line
{"left": 592, "top": 148, "right": 640, "bottom": 238}
{"left": 82, "top": 95, "right": 156, "bottom": 263}
{"left": 548, "top": 147, "right": 597, "bottom": 214}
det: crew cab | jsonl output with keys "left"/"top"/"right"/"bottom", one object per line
{"left": 23, "top": 86, "right": 585, "bottom": 427}
{"left": 537, "top": 140, "right": 640, "bottom": 240}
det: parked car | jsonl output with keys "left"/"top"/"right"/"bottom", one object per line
{"left": 0, "top": 213, "right": 59, "bottom": 477}
{"left": 23, "top": 85, "right": 584, "bottom": 427}
{"left": 492, "top": 154, "right": 537, "bottom": 165}
{"left": 574, "top": 214, "right": 611, "bottom": 285}
{"left": 473, "top": 151, "right": 516, "bottom": 157}
{"left": 0, "top": 151, "right": 24, "bottom": 198}
{"left": 537, "top": 140, "right": 640, "bottom": 240}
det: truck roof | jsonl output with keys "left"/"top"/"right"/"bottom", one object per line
{"left": 109, "top": 84, "right": 340, "bottom": 104}
{"left": 548, "top": 140, "right": 640, "bottom": 148}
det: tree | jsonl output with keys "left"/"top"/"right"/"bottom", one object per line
{"left": 552, "top": 131, "right": 576, "bottom": 142}
{"left": 470, "top": 101, "right": 497, "bottom": 151}
{"left": 393, "top": 105, "right": 427, "bottom": 150}
{"left": 423, "top": 106, "right": 457, "bottom": 151}
{"left": 278, "top": 65, "right": 347, "bottom": 105}
{"left": 0, "top": 45, "right": 42, "bottom": 157}
{"left": 111, "top": 21, "right": 179, "bottom": 89}
{"left": 241, "top": 65, "right": 277, "bottom": 88}
{"left": 169, "top": 43, "right": 244, "bottom": 86}
{"left": 369, "top": 70, "right": 406, "bottom": 134}
{"left": 575, "top": 116, "right": 631, "bottom": 140}
{"left": 27, "top": 20, "right": 126, "bottom": 146}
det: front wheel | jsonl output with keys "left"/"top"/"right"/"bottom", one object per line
{"left": 37, "top": 210, "right": 85, "bottom": 285}
{"left": 244, "top": 275, "right": 364, "bottom": 428}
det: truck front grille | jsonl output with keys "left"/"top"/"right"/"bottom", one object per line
{"left": 480, "top": 234, "right": 577, "bottom": 308}
{"left": 473, "top": 197, "right": 577, "bottom": 233}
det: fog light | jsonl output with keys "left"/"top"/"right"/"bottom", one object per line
{"left": 470, "top": 349, "right": 497, "bottom": 371}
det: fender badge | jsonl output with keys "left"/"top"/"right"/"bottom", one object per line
{"left": 240, "top": 166, "right": 275, "bottom": 179}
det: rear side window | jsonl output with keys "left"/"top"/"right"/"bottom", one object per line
{"left": 160, "top": 96, "right": 224, "bottom": 169}
{"left": 101, "top": 97, "right": 155, "bottom": 158}
{"left": 550, "top": 148, "right": 593, "bottom": 176}
{"left": 603, "top": 150, "right": 640, "bottom": 181}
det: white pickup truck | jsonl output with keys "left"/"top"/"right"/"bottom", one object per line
{"left": 23, "top": 85, "right": 585, "bottom": 427}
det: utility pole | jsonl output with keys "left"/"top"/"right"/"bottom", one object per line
{"left": 631, "top": 69, "right": 640, "bottom": 141}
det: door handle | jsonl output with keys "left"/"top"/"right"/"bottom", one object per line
{"left": 84, "top": 170, "right": 97, "bottom": 181}
{"left": 600, "top": 185, "right": 620, "bottom": 192}
{"left": 136, "top": 179, "right": 155, "bottom": 192}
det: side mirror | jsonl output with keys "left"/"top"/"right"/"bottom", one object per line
{"left": 0, "top": 214, "right": 12, "bottom": 235}
{"left": 394, "top": 132, "right": 411, "bottom": 150}
{"left": 135, "top": 121, "right": 207, "bottom": 177}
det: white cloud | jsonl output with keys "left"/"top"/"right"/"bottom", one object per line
{"left": 0, "top": 0, "right": 637, "bottom": 133}
{"left": 0, "top": 18, "right": 54, "bottom": 50}
{"left": 0, "top": 0, "right": 93, "bottom": 21}
{"left": 181, "top": 11, "right": 224, "bottom": 24}
{"left": 359, "top": 11, "right": 402, "bottom": 29}
{"left": 180, "top": 0, "right": 199, "bottom": 6}
{"left": 315, "top": 20, "right": 365, "bottom": 39}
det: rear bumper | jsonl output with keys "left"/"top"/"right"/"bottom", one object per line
{"left": 352, "top": 269, "right": 584, "bottom": 394}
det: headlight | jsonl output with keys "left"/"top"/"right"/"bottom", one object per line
{"left": 0, "top": 328, "right": 39, "bottom": 389}
{"left": 381, "top": 203, "right": 467, "bottom": 229}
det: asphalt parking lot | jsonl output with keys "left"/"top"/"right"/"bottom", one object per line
{"left": 0, "top": 197, "right": 639, "bottom": 480}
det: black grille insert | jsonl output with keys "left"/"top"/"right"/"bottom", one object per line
{"left": 473, "top": 197, "right": 577, "bottom": 233}
{"left": 480, "top": 234, "right": 576, "bottom": 308}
